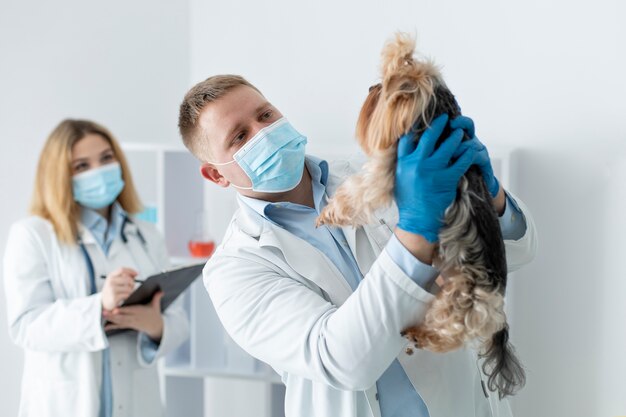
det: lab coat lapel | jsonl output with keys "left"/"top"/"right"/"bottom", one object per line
{"left": 340, "top": 213, "right": 396, "bottom": 279}
{"left": 327, "top": 159, "right": 394, "bottom": 278}
{"left": 235, "top": 198, "right": 353, "bottom": 305}
{"left": 110, "top": 220, "right": 158, "bottom": 277}
{"left": 76, "top": 225, "right": 106, "bottom": 296}
{"left": 341, "top": 224, "right": 383, "bottom": 277}
{"left": 258, "top": 221, "right": 353, "bottom": 306}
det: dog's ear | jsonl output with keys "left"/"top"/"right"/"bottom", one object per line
{"left": 356, "top": 84, "right": 382, "bottom": 154}
{"left": 383, "top": 69, "right": 437, "bottom": 137}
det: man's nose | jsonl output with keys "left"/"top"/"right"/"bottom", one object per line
{"left": 249, "top": 120, "right": 274, "bottom": 139}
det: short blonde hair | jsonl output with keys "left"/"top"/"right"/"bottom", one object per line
{"left": 178, "top": 74, "right": 261, "bottom": 161}
{"left": 30, "top": 119, "right": 143, "bottom": 244}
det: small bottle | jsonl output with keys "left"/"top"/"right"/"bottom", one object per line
{"left": 188, "top": 210, "right": 215, "bottom": 258}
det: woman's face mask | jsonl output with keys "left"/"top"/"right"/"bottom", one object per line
{"left": 209, "top": 117, "right": 308, "bottom": 193}
{"left": 72, "top": 162, "right": 125, "bottom": 209}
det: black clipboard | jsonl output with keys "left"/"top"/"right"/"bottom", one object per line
{"left": 105, "top": 263, "right": 204, "bottom": 336}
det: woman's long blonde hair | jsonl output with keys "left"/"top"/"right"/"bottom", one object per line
{"left": 30, "top": 119, "right": 143, "bottom": 244}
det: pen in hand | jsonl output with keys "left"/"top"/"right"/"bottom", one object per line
{"left": 99, "top": 275, "right": 144, "bottom": 283}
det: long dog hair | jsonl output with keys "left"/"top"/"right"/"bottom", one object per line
{"left": 316, "top": 33, "right": 525, "bottom": 399}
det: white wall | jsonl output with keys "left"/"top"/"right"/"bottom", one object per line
{"left": 2, "top": 0, "right": 625, "bottom": 416}
{"left": 189, "top": 0, "right": 626, "bottom": 416}
{"left": 0, "top": 1, "right": 190, "bottom": 414}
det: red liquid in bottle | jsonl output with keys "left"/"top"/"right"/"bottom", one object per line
{"left": 188, "top": 240, "right": 216, "bottom": 258}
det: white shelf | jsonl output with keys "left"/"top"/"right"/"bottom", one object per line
{"left": 163, "top": 366, "right": 282, "bottom": 384}
{"left": 169, "top": 256, "right": 210, "bottom": 266}
{"left": 121, "top": 142, "right": 283, "bottom": 417}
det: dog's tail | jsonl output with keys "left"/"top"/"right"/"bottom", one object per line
{"left": 481, "top": 325, "right": 526, "bottom": 399}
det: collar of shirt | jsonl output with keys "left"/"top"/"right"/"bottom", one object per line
{"left": 79, "top": 201, "right": 127, "bottom": 254}
{"left": 237, "top": 155, "right": 329, "bottom": 224}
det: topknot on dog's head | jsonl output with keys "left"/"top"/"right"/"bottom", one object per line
{"left": 380, "top": 32, "right": 441, "bottom": 96}
{"left": 381, "top": 32, "right": 443, "bottom": 134}
{"left": 357, "top": 32, "right": 445, "bottom": 154}
{"left": 380, "top": 32, "right": 419, "bottom": 78}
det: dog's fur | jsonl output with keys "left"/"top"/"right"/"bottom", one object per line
{"left": 316, "top": 33, "right": 525, "bottom": 398}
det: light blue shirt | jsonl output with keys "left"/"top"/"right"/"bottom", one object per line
{"left": 80, "top": 203, "right": 160, "bottom": 417}
{"left": 238, "top": 156, "right": 527, "bottom": 417}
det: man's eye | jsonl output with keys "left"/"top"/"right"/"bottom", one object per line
{"left": 234, "top": 131, "right": 247, "bottom": 142}
{"left": 260, "top": 110, "right": 273, "bottom": 120}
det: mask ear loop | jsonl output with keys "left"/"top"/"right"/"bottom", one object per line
{"left": 206, "top": 159, "right": 236, "bottom": 166}
{"left": 230, "top": 183, "right": 253, "bottom": 190}
{"left": 204, "top": 159, "right": 254, "bottom": 190}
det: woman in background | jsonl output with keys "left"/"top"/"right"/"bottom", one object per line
{"left": 4, "top": 119, "right": 189, "bottom": 417}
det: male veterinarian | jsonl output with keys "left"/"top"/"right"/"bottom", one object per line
{"left": 178, "top": 75, "right": 537, "bottom": 417}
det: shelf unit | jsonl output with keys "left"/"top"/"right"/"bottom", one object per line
{"left": 122, "top": 143, "right": 285, "bottom": 417}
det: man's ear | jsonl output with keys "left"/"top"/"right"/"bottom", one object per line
{"left": 200, "top": 163, "right": 230, "bottom": 188}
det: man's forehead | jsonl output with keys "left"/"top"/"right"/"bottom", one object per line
{"left": 200, "top": 86, "right": 267, "bottom": 127}
{"left": 198, "top": 87, "right": 269, "bottom": 143}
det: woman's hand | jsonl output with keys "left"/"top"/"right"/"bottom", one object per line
{"left": 103, "top": 292, "right": 164, "bottom": 342}
{"left": 101, "top": 267, "right": 138, "bottom": 311}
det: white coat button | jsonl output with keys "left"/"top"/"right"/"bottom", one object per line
{"left": 375, "top": 393, "right": 379, "bottom": 401}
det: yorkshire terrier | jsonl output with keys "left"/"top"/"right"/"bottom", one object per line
{"left": 316, "top": 32, "right": 525, "bottom": 398}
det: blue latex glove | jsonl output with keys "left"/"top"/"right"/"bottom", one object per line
{"left": 449, "top": 116, "right": 500, "bottom": 197}
{"left": 395, "top": 114, "right": 476, "bottom": 243}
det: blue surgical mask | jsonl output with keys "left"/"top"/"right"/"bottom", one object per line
{"left": 72, "top": 162, "right": 125, "bottom": 209}
{"left": 210, "top": 118, "right": 307, "bottom": 193}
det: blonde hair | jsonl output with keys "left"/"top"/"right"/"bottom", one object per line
{"left": 30, "top": 119, "right": 143, "bottom": 244}
{"left": 178, "top": 74, "right": 262, "bottom": 161}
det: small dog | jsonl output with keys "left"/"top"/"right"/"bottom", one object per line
{"left": 316, "top": 33, "right": 525, "bottom": 398}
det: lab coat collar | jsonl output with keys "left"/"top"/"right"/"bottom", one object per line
{"left": 234, "top": 189, "right": 353, "bottom": 305}
{"left": 77, "top": 205, "right": 142, "bottom": 250}
{"left": 77, "top": 223, "right": 98, "bottom": 246}
{"left": 79, "top": 202, "right": 126, "bottom": 253}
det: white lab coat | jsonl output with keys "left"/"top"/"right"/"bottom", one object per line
{"left": 3, "top": 216, "right": 190, "bottom": 417}
{"left": 204, "top": 159, "right": 538, "bottom": 417}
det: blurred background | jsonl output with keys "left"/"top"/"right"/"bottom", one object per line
{"left": 1, "top": 0, "right": 625, "bottom": 416}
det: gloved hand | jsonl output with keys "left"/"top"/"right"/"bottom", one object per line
{"left": 449, "top": 116, "right": 500, "bottom": 198}
{"left": 395, "top": 114, "right": 476, "bottom": 243}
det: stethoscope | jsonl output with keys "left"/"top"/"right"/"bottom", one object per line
{"left": 78, "top": 215, "right": 158, "bottom": 295}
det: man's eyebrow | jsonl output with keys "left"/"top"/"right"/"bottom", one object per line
{"left": 221, "top": 102, "right": 272, "bottom": 147}
{"left": 222, "top": 122, "right": 244, "bottom": 148}
{"left": 255, "top": 102, "right": 271, "bottom": 114}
